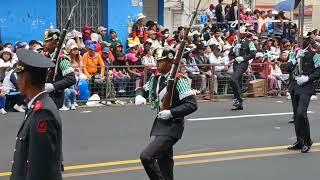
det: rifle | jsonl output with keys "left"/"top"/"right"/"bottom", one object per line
{"left": 51, "top": 0, "right": 80, "bottom": 81}
{"left": 161, "top": 0, "right": 202, "bottom": 110}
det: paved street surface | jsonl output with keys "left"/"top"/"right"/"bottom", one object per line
{"left": 0, "top": 97, "right": 320, "bottom": 179}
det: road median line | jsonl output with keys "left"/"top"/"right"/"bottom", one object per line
{"left": 1, "top": 143, "right": 319, "bottom": 177}
{"left": 63, "top": 149, "right": 320, "bottom": 178}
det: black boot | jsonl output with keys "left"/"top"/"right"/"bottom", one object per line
{"left": 232, "top": 99, "right": 243, "bottom": 110}
{"left": 288, "top": 116, "right": 294, "bottom": 123}
{"left": 233, "top": 99, "right": 240, "bottom": 107}
{"left": 301, "top": 141, "right": 313, "bottom": 153}
{"left": 287, "top": 141, "right": 302, "bottom": 150}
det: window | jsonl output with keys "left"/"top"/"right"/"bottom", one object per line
{"left": 56, "top": 0, "right": 104, "bottom": 31}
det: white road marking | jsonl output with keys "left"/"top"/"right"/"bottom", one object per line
{"left": 81, "top": 110, "right": 92, "bottom": 113}
{"left": 187, "top": 111, "right": 314, "bottom": 121}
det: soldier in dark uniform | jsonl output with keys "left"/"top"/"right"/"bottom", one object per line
{"left": 10, "top": 49, "right": 63, "bottom": 180}
{"left": 43, "top": 26, "right": 76, "bottom": 109}
{"left": 136, "top": 48, "right": 198, "bottom": 180}
{"left": 286, "top": 33, "right": 320, "bottom": 153}
{"left": 229, "top": 33, "right": 257, "bottom": 110}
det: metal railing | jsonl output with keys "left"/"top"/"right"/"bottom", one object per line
{"left": 72, "top": 62, "right": 295, "bottom": 104}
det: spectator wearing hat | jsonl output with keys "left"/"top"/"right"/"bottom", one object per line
{"left": 181, "top": 49, "right": 202, "bottom": 93}
{"left": 108, "top": 29, "right": 122, "bottom": 51}
{"left": 101, "top": 47, "right": 115, "bottom": 66}
{"left": 91, "top": 33, "right": 103, "bottom": 56}
{"left": 67, "top": 43, "right": 85, "bottom": 81}
{"left": 261, "top": 53, "right": 279, "bottom": 93}
{"left": 165, "top": 37, "right": 176, "bottom": 49}
{"left": 82, "top": 44, "right": 105, "bottom": 80}
{"left": 132, "top": 13, "right": 147, "bottom": 44}
{"left": 0, "top": 48, "right": 16, "bottom": 82}
{"left": 2, "top": 65, "right": 25, "bottom": 112}
{"left": 97, "top": 26, "right": 107, "bottom": 44}
{"left": 126, "top": 52, "right": 143, "bottom": 94}
{"left": 82, "top": 26, "right": 93, "bottom": 41}
{"left": 194, "top": 44, "right": 211, "bottom": 93}
{"left": 192, "top": 33, "right": 202, "bottom": 46}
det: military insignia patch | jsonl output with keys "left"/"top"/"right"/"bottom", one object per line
{"left": 37, "top": 120, "right": 47, "bottom": 134}
{"left": 34, "top": 101, "right": 43, "bottom": 112}
{"left": 168, "top": 53, "right": 174, "bottom": 59}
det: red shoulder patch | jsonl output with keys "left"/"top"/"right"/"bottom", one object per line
{"left": 36, "top": 120, "right": 47, "bottom": 134}
{"left": 34, "top": 101, "right": 43, "bottom": 112}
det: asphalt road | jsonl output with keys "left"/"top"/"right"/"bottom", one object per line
{"left": 0, "top": 97, "right": 320, "bottom": 180}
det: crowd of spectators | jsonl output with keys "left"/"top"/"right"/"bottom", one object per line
{"left": 1, "top": 0, "right": 320, "bottom": 114}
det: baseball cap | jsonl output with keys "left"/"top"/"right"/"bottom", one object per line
{"left": 102, "top": 47, "right": 110, "bottom": 53}
{"left": 126, "top": 53, "right": 138, "bottom": 62}
{"left": 89, "top": 44, "right": 97, "bottom": 51}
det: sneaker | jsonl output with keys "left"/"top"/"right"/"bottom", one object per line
{"left": 311, "top": 95, "right": 317, "bottom": 101}
{"left": 70, "top": 104, "right": 76, "bottom": 110}
{"left": 14, "top": 104, "right": 25, "bottom": 113}
{"left": 0, "top": 108, "right": 7, "bottom": 115}
{"left": 59, "top": 106, "right": 70, "bottom": 111}
{"left": 74, "top": 102, "right": 79, "bottom": 107}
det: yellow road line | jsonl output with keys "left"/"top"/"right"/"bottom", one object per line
{"left": 63, "top": 149, "right": 320, "bottom": 178}
{"left": 1, "top": 143, "right": 319, "bottom": 177}
{"left": 63, "top": 143, "right": 320, "bottom": 170}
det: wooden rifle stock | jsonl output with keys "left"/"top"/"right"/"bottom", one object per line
{"left": 161, "top": 0, "right": 202, "bottom": 110}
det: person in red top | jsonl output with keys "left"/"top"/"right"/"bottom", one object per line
{"left": 132, "top": 13, "right": 147, "bottom": 44}
{"left": 82, "top": 26, "right": 93, "bottom": 41}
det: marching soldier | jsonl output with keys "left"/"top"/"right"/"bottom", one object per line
{"left": 229, "top": 33, "right": 257, "bottom": 110}
{"left": 43, "top": 26, "right": 76, "bottom": 109}
{"left": 135, "top": 48, "right": 198, "bottom": 180}
{"left": 10, "top": 49, "right": 63, "bottom": 180}
{"left": 286, "top": 33, "right": 320, "bottom": 153}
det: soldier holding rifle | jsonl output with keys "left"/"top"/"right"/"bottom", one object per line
{"left": 135, "top": 1, "right": 201, "bottom": 179}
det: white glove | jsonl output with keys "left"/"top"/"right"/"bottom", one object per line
{"left": 288, "top": 58, "right": 297, "bottom": 65}
{"left": 233, "top": 43, "right": 241, "bottom": 52}
{"left": 135, "top": 95, "right": 146, "bottom": 105}
{"left": 235, "top": 56, "right": 244, "bottom": 63}
{"left": 295, "top": 75, "right": 309, "bottom": 85}
{"left": 296, "top": 49, "right": 306, "bottom": 58}
{"left": 45, "top": 83, "right": 55, "bottom": 93}
{"left": 157, "top": 110, "right": 173, "bottom": 120}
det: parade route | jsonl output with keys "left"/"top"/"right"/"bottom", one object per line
{"left": 1, "top": 97, "right": 320, "bottom": 179}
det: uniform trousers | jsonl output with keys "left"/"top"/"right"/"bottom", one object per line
{"left": 291, "top": 92, "right": 312, "bottom": 145}
{"left": 230, "top": 62, "right": 249, "bottom": 102}
{"left": 140, "top": 136, "right": 179, "bottom": 180}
